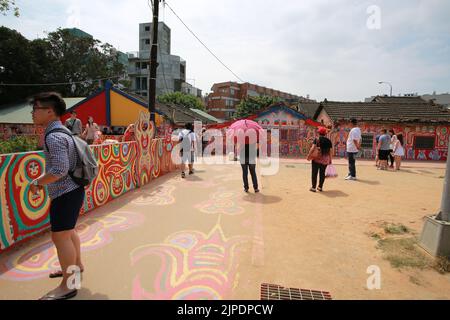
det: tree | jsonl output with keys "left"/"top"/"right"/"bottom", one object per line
{"left": 44, "top": 29, "right": 124, "bottom": 97}
{"left": 0, "top": 27, "right": 37, "bottom": 105}
{"left": 235, "top": 96, "right": 280, "bottom": 118}
{"left": 158, "top": 91, "right": 205, "bottom": 111}
{"left": 0, "top": 0, "right": 19, "bottom": 17}
{"left": 0, "top": 27, "right": 125, "bottom": 106}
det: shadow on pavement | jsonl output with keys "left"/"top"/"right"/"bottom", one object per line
{"left": 319, "top": 190, "right": 349, "bottom": 198}
{"left": 242, "top": 194, "right": 282, "bottom": 204}
{"left": 355, "top": 179, "right": 380, "bottom": 185}
{"left": 185, "top": 175, "right": 204, "bottom": 181}
{"left": 74, "top": 288, "right": 110, "bottom": 300}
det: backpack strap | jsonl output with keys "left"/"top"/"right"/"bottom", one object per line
{"left": 44, "top": 128, "right": 73, "bottom": 151}
{"left": 44, "top": 128, "right": 81, "bottom": 179}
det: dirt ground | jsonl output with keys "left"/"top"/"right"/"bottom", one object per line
{"left": 0, "top": 157, "right": 449, "bottom": 300}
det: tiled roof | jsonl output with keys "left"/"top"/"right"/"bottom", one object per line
{"left": 297, "top": 102, "right": 320, "bottom": 118}
{"left": 189, "top": 108, "right": 223, "bottom": 123}
{"left": 315, "top": 100, "right": 450, "bottom": 123}
{"left": 372, "top": 96, "right": 427, "bottom": 104}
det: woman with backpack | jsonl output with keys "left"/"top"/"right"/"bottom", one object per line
{"left": 308, "top": 127, "right": 333, "bottom": 192}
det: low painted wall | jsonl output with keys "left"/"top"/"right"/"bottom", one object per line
{"left": 0, "top": 111, "right": 178, "bottom": 253}
{"left": 329, "top": 122, "right": 450, "bottom": 161}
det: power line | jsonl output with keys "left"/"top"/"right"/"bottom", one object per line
{"left": 0, "top": 75, "right": 123, "bottom": 87}
{"left": 164, "top": 1, "right": 244, "bottom": 83}
{"left": 147, "top": 0, "right": 153, "bottom": 14}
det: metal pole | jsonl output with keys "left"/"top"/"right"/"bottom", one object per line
{"left": 149, "top": 0, "right": 159, "bottom": 127}
{"left": 439, "top": 137, "right": 450, "bottom": 222}
{"left": 378, "top": 81, "right": 393, "bottom": 97}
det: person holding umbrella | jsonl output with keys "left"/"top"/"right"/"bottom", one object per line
{"left": 228, "top": 119, "right": 262, "bottom": 193}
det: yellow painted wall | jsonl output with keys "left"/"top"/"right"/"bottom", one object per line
{"left": 110, "top": 91, "right": 162, "bottom": 126}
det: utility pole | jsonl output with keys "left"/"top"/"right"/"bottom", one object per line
{"left": 149, "top": 0, "right": 160, "bottom": 127}
{"left": 419, "top": 137, "right": 450, "bottom": 257}
{"left": 439, "top": 138, "right": 450, "bottom": 222}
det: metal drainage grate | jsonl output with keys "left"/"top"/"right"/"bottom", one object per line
{"left": 260, "top": 283, "right": 332, "bottom": 300}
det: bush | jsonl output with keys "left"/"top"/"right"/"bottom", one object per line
{"left": 0, "top": 136, "right": 39, "bottom": 154}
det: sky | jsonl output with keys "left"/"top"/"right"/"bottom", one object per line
{"left": 1, "top": 0, "right": 450, "bottom": 101}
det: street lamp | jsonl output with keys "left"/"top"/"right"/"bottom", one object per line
{"left": 378, "top": 81, "right": 393, "bottom": 96}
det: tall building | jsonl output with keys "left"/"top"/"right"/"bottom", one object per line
{"left": 181, "top": 82, "right": 202, "bottom": 98}
{"left": 65, "top": 28, "right": 93, "bottom": 39}
{"left": 206, "top": 81, "right": 301, "bottom": 120}
{"left": 128, "top": 22, "right": 201, "bottom": 98}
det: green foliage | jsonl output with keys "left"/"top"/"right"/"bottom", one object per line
{"left": 235, "top": 96, "right": 280, "bottom": 119}
{"left": 158, "top": 91, "right": 205, "bottom": 111}
{"left": 119, "top": 79, "right": 132, "bottom": 91}
{"left": 0, "top": 27, "right": 125, "bottom": 106}
{"left": 0, "top": 136, "right": 39, "bottom": 154}
{"left": 377, "top": 238, "right": 431, "bottom": 270}
{"left": 0, "top": 0, "right": 19, "bottom": 17}
{"left": 383, "top": 223, "right": 410, "bottom": 235}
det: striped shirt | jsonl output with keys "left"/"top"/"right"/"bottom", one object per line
{"left": 44, "top": 121, "right": 80, "bottom": 199}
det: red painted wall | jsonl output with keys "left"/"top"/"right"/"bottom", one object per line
{"left": 61, "top": 92, "right": 107, "bottom": 126}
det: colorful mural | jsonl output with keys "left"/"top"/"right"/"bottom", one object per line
{"left": 254, "top": 105, "right": 317, "bottom": 157}
{"left": 132, "top": 185, "right": 176, "bottom": 206}
{"left": 252, "top": 105, "right": 450, "bottom": 161}
{"left": 0, "top": 111, "right": 179, "bottom": 253}
{"left": 195, "top": 188, "right": 245, "bottom": 216}
{"left": 328, "top": 122, "right": 450, "bottom": 161}
{"left": 129, "top": 181, "right": 252, "bottom": 300}
{"left": 130, "top": 221, "right": 248, "bottom": 300}
{"left": 0, "top": 210, "right": 144, "bottom": 281}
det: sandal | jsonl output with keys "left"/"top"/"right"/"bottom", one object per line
{"left": 309, "top": 188, "right": 316, "bottom": 193}
{"left": 317, "top": 187, "right": 323, "bottom": 192}
{"left": 181, "top": 172, "right": 186, "bottom": 178}
{"left": 49, "top": 269, "right": 84, "bottom": 279}
{"left": 39, "top": 289, "right": 78, "bottom": 300}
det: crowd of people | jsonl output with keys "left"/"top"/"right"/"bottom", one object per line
{"left": 306, "top": 118, "right": 406, "bottom": 192}
{"left": 27, "top": 90, "right": 411, "bottom": 300}
{"left": 375, "top": 129, "right": 404, "bottom": 171}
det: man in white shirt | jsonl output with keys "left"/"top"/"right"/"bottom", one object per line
{"left": 177, "top": 123, "right": 197, "bottom": 178}
{"left": 346, "top": 118, "right": 362, "bottom": 180}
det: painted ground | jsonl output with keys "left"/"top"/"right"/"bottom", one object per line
{"left": 0, "top": 158, "right": 449, "bottom": 300}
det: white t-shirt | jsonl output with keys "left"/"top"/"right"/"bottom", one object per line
{"left": 346, "top": 127, "right": 362, "bottom": 153}
{"left": 178, "top": 129, "right": 197, "bottom": 152}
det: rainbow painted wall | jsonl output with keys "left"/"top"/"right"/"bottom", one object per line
{"left": 253, "top": 105, "right": 449, "bottom": 160}
{"left": 0, "top": 112, "right": 178, "bottom": 253}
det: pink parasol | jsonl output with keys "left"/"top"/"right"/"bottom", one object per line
{"left": 227, "top": 119, "right": 263, "bottom": 144}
